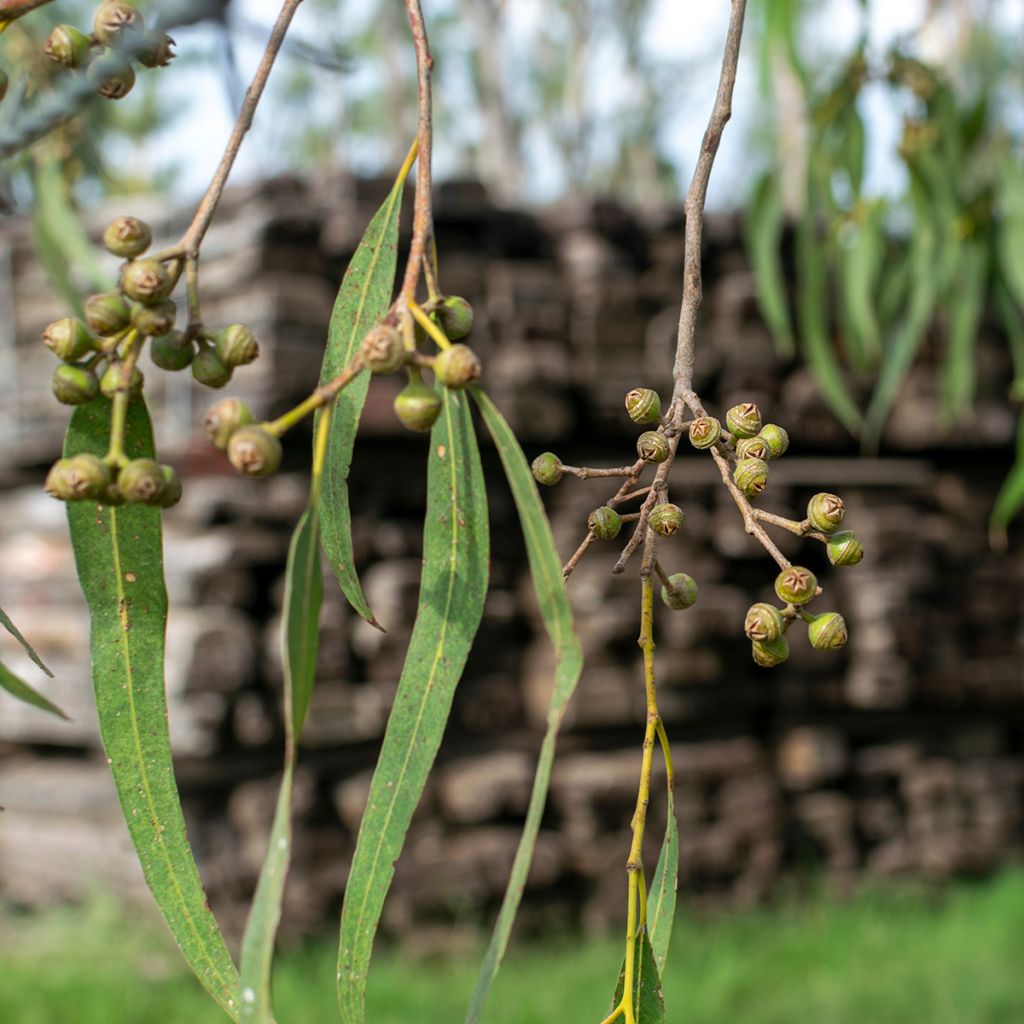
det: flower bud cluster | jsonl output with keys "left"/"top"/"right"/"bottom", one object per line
{"left": 45, "top": 453, "right": 181, "bottom": 509}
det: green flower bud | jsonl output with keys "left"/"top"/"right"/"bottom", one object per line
{"left": 103, "top": 216, "right": 152, "bottom": 258}
{"left": 637, "top": 430, "right": 670, "bottom": 463}
{"left": 44, "top": 25, "right": 93, "bottom": 68}
{"left": 227, "top": 426, "right": 282, "bottom": 478}
{"left": 744, "top": 602, "right": 785, "bottom": 643}
{"left": 121, "top": 258, "right": 172, "bottom": 304}
{"left": 807, "top": 492, "right": 845, "bottom": 534}
{"left": 394, "top": 378, "right": 442, "bottom": 432}
{"left": 649, "top": 503, "right": 685, "bottom": 537}
{"left": 435, "top": 343, "right": 482, "bottom": 389}
{"left": 42, "top": 317, "right": 94, "bottom": 361}
{"left": 736, "top": 435, "right": 772, "bottom": 462}
{"left": 531, "top": 452, "right": 563, "bottom": 487}
{"left": 752, "top": 636, "right": 790, "bottom": 668}
{"left": 191, "top": 346, "right": 233, "bottom": 389}
{"left": 85, "top": 291, "right": 131, "bottom": 335}
{"left": 624, "top": 388, "right": 661, "bottom": 424}
{"left": 689, "top": 416, "right": 721, "bottom": 449}
{"left": 52, "top": 364, "right": 100, "bottom": 405}
{"left": 725, "top": 402, "right": 762, "bottom": 438}
{"left": 775, "top": 566, "right": 818, "bottom": 606}
{"left": 758, "top": 423, "right": 789, "bottom": 459}
{"left": 99, "top": 362, "right": 143, "bottom": 399}
{"left": 733, "top": 457, "right": 769, "bottom": 498}
{"left": 150, "top": 330, "right": 193, "bottom": 371}
{"left": 213, "top": 324, "right": 259, "bottom": 368}
{"left": 44, "top": 460, "right": 76, "bottom": 501}
{"left": 45, "top": 457, "right": 110, "bottom": 501}
{"left": 157, "top": 465, "right": 182, "bottom": 509}
{"left": 130, "top": 298, "right": 176, "bottom": 337}
{"left": 587, "top": 506, "right": 622, "bottom": 541}
{"left": 137, "top": 31, "right": 176, "bottom": 68}
{"left": 807, "top": 612, "right": 848, "bottom": 650}
{"left": 92, "top": 2, "right": 145, "bottom": 45}
{"left": 118, "top": 458, "right": 165, "bottom": 505}
{"left": 203, "top": 397, "right": 254, "bottom": 450}
{"left": 661, "top": 572, "right": 698, "bottom": 610}
{"left": 360, "top": 325, "right": 405, "bottom": 374}
{"left": 827, "top": 530, "right": 864, "bottom": 566}
{"left": 436, "top": 296, "right": 474, "bottom": 340}
{"left": 90, "top": 54, "right": 136, "bottom": 101}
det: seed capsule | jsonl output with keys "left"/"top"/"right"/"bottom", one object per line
{"left": 689, "top": 416, "right": 721, "bottom": 449}
{"left": 436, "top": 296, "right": 474, "bottom": 340}
{"left": 807, "top": 612, "right": 848, "bottom": 650}
{"left": 138, "top": 31, "right": 176, "bottom": 68}
{"left": 130, "top": 298, "right": 176, "bottom": 337}
{"left": 807, "top": 493, "right": 845, "bottom": 534}
{"left": 624, "top": 388, "right": 661, "bottom": 424}
{"left": 203, "top": 398, "right": 254, "bottom": 450}
{"left": 752, "top": 636, "right": 790, "bottom": 667}
{"left": 394, "top": 378, "right": 442, "bottom": 432}
{"left": 42, "top": 317, "right": 94, "bottom": 361}
{"left": 733, "top": 457, "right": 769, "bottom": 498}
{"left": 121, "top": 258, "right": 173, "bottom": 304}
{"left": 758, "top": 423, "right": 789, "bottom": 458}
{"left": 435, "top": 344, "right": 481, "bottom": 389}
{"left": 736, "top": 436, "right": 772, "bottom": 462}
{"left": 85, "top": 291, "right": 131, "bottom": 335}
{"left": 587, "top": 506, "right": 622, "bottom": 541}
{"left": 531, "top": 452, "right": 563, "bottom": 487}
{"left": 157, "top": 465, "right": 182, "bottom": 508}
{"left": 360, "top": 325, "right": 405, "bottom": 375}
{"left": 103, "top": 216, "right": 152, "bottom": 259}
{"left": 118, "top": 458, "right": 165, "bottom": 505}
{"left": 52, "top": 364, "right": 100, "bottom": 405}
{"left": 827, "top": 530, "right": 864, "bottom": 566}
{"left": 649, "top": 503, "right": 685, "bottom": 537}
{"left": 661, "top": 572, "right": 698, "bottom": 610}
{"left": 744, "top": 602, "right": 785, "bottom": 643}
{"left": 213, "top": 324, "right": 259, "bottom": 368}
{"left": 92, "top": 1, "right": 145, "bottom": 44}
{"left": 44, "top": 460, "right": 75, "bottom": 501}
{"left": 91, "top": 55, "right": 136, "bottom": 101}
{"left": 725, "top": 402, "right": 762, "bottom": 439}
{"left": 45, "top": 457, "right": 108, "bottom": 501}
{"left": 227, "top": 426, "right": 282, "bottom": 478}
{"left": 44, "top": 25, "right": 92, "bottom": 68}
{"left": 150, "top": 330, "right": 193, "bottom": 371}
{"left": 99, "top": 363, "right": 143, "bottom": 399}
{"left": 775, "top": 566, "right": 817, "bottom": 606}
{"left": 637, "top": 430, "right": 670, "bottom": 463}
{"left": 191, "top": 346, "right": 233, "bottom": 389}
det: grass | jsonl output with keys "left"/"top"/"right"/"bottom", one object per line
{"left": 2, "top": 871, "right": 1024, "bottom": 1023}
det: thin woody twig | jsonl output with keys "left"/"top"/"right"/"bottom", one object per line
{"left": 560, "top": 464, "right": 638, "bottom": 479}
{"left": 612, "top": 434, "right": 681, "bottom": 574}
{"left": 753, "top": 509, "right": 830, "bottom": 543}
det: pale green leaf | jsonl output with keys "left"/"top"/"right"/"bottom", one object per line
{"left": 646, "top": 782, "right": 678, "bottom": 975}
{"left": 0, "top": 659, "right": 67, "bottom": 719}
{"left": 941, "top": 238, "right": 987, "bottom": 422}
{"left": 609, "top": 927, "right": 666, "bottom": 1024}
{"left": 990, "top": 413, "right": 1024, "bottom": 545}
{"left": 838, "top": 200, "right": 885, "bottom": 371}
{"left": 0, "top": 604, "right": 53, "bottom": 677}
{"left": 745, "top": 173, "right": 795, "bottom": 357}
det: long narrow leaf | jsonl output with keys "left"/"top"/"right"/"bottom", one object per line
{"left": 990, "top": 412, "right": 1024, "bottom": 545}
{"left": 745, "top": 173, "right": 795, "bottom": 357}
{"left": 609, "top": 928, "right": 666, "bottom": 1024}
{"left": 0, "top": 604, "right": 53, "bottom": 677}
{"left": 466, "top": 388, "right": 583, "bottom": 1024}
{"left": 338, "top": 388, "right": 489, "bottom": 1024}
{"left": 838, "top": 200, "right": 885, "bottom": 371}
{"left": 645, "top": 783, "right": 678, "bottom": 975}
{"left": 0, "top": 659, "right": 67, "bottom": 719}
{"left": 941, "top": 238, "right": 987, "bottom": 422}
{"left": 65, "top": 398, "right": 241, "bottom": 1021}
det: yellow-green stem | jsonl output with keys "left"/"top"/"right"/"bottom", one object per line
{"left": 105, "top": 330, "right": 142, "bottom": 467}
{"left": 408, "top": 297, "right": 452, "bottom": 350}
{"left": 265, "top": 361, "right": 365, "bottom": 436}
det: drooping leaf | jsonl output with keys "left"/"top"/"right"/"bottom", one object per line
{"left": 283, "top": 504, "right": 323, "bottom": 738}
{"left": 745, "top": 172, "right": 795, "bottom": 357}
{"left": 608, "top": 927, "right": 666, "bottom": 1024}
{"left": 338, "top": 388, "right": 488, "bottom": 1024}
{"left": 990, "top": 412, "right": 1024, "bottom": 546}
{"left": 941, "top": 237, "right": 987, "bottom": 422}
{"left": 64, "top": 397, "right": 241, "bottom": 1021}
{"left": 0, "top": 659, "right": 67, "bottom": 719}
{"left": 317, "top": 167, "right": 408, "bottom": 629}
{"left": 838, "top": 104, "right": 866, "bottom": 198}
{"left": 645, "top": 778, "right": 678, "bottom": 975}
{"left": 994, "top": 279, "right": 1024, "bottom": 399}
{"left": 838, "top": 200, "right": 885, "bottom": 371}
{"left": 466, "top": 388, "right": 583, "bottom": 1024}
{"left": 0, "top": 605, "right": 53, "bottom": 677}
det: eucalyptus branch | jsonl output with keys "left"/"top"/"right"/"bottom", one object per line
{"left": 0, "top": 0, "right": 54, "bottom": 23}
{"left": 753, "top": 508, "right": 830, "bottom": 543}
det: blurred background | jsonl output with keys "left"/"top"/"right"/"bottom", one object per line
{"left": 1, "top": 1, "right": 1024, "bottom": 1021}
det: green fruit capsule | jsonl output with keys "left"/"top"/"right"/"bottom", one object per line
{"left": 150, "top": 330, "right": 193, "bottom": 371}
{"left": 752, "top": 636, "right": 790, "bottom": 667}
{"left": 157, "top": 466, "right": 183, "bottom": 509}
{"left": 44, "top": 25, "right": 93, "bottom": 68}
{"left": 827, "top": 530, "right": 863, "bottom": 566}
{"left": 531, "top": 452, "right": 563, "bottom": 487}
{"left": 45, "top": 454, "right": 110, "bottom": 501}
{"left": 99, "top": 363, "right": 143, "bottom": 399}
{"left": 661, "top": 572, "right": 698, "bottom": 610}
{"left": 758, "top": 423, "right": 789, "bottom": 458}
{"left": 725, "top": 402, "right": 762, "bottom": 438}
{"left": 227, "top": 426, "right": 282, "bottom": 478}
{"left": 52, "top": 364, "right": 99, "bottom": 405}
{"left": 92, "top": 1, "right": 144, "bottom": 44}
{"left": 689, "top": 416, "right": 721, "bottom": 449}
{"left": 138, "top": 31, "right": 176, "bottom": 68}
{"left": 733, "top": 457, "right": 769, "bottom": 498}
{"left": 44, "top": 460, "right": 75, "bottom": 501}
{"left": 435, "top": 343, "right": 482, "bottom": 389}
{"left": 42, "top": 317, "right": 94, "bottom": 361}
{"left": 91, "top": 55, "right": 136, "bottom": 101}
{"left": 118, "top": 458, "right": 165, "bottom": 505}
{"left": 394, "top": 378, "right": 442, "bottom": 432}
{"left": 191, "top": 346, "right": 233, "bottom": 389}
{"left": 360, "top": 325, "right": 405, "bottom": 374}
{"left": 807, "top": 493, "right": 845, "bottom": 534}
{"left": 637, "top": 430, "right": 670, "bottom": 463}
{"left": 775, "top": 566, "right": 817, "bottom": 606}
{"left": 121, "top": 258, "right": 172, "bottom": 304}
{"left": 649, "top": 503, "right": 685, "bottom": 537}
{"left": 744, "top": 602, "right": 785, "bottom": 643}
{"left": 587, "top": 506, "right": 622, "bottom": 541}
{"left": 807, "top": 612, "right": 848, "bottom": 650}
{"left": 130, "top": 298, "right": 176, "bottom": 337}
{"left": 624, "top": 388, "right": 661, "bottom": 424}
{"left": 203, "top": 398, "right": 255, "bottom": 450}
{"left": 736, "top": 435, "right": 772, "bottom": 462}
{"left": 436, "top": 296, "right": 474, "bottom": 340}
{"left": 85, "top": 291, "right": 131, "bottom": 336}
{"left": 213, "top": 324, "right": 259, "bottom": 368}
{"left": 103, "top": 216, "right": 152, "bottom": 259}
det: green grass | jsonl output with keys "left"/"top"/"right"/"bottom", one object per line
{"left": 3, "top": 871, "right": 1024, "bottom": 1023}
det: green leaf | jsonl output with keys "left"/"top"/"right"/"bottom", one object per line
{"left": 745, "top": 173, "right": 795, "bottom": 357}
{"left": 838, "top": 105, "right": 866, "bottom": 197}
{"left": 990, "top": 413, "right": 1024, "bottom": 545}
{"left": 609, "top": 927, "right": 666, "bottom": 1023}
{"left": 0, "top": 659, "right": 67, "bottom": 719}
{"left": 838, "top": 201, "right": 885, "bottom": 371}
{"left": 941, "top": 238, "right": 987, "bottom": 422}
{"left": 0, "top": 604, "right": 53, "bottom": 677}
{"left": 64, "top": 397, "right": 241, "bottom": 1021}
{"left": 466, "top": 388, "right": 583, "bottom": 1024}
{"left": 338, "top": 388, "right": 488, "bottom": 1024}
{"left": 283, "top": 504, "right": 323, "bottom": 737}
{"left": 317, "top": 172, "right": 407, "bottom": 629}
{"left": 994, "top": 279, "right": 1024, "bottom": 398}
{"left": 645, "top": 781, "right": 678, "bottom": 975}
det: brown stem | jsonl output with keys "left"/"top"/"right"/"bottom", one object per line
{"left": 752, "top": 508, "right": 830, "bottom": 543}
{"left": 560, "top": 464, "right": 638, "bottom": 480}
{"left": 0, "top": 0, "right": 53, "bottom": 20}
{"left": 612, "top": 436, "right": 681, "bottom": 574}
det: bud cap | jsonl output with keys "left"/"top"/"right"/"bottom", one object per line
{"left": 103, "top": 216, "right": 152, "bottom": 259}
{"left": 213, "top": 324, "right": 259, "bottom": 368}
{"left": 807, "top": 493, "right": 846, "bottom": 534}
{"left": 827, "top": 530, "right": 864, "bottom": 566}
{"left": 733, "top": 458, "right": 769, "bottom": 498}
{"left": 360, "top": 325, "right": 405, "bottom": 375}
{"left": 191, "top": 347, "right": 233, "bottom": 389}
{"left": 689, "top": 416, "right": 722, "bottom": 449}
{"left": 43, "top": 317, "right": 94, "bottom": 362}
{"left": 744, "top": 602, "right": 785, "bottom": 643}
{"left": 228, "top": 426, "right": 282, "bottom": 478}
{"left": 435, "top": 344, "right": 481, "bottom": 390}
{"left": 203, "top": 398, "right": 255, "bottom": 450}
{"left": 118, "top": 458, "right": 165, "bottom": 505}
{"left": 437, "top": 296, "right": 474, "bottom": 340}
{"left": 121, "top": 258, "right": 172, "bottom": 304}
{"left": 587, "top": 506, "right": 622, "bottom": 541}
{"left": 807, "top": 612, "right": 848, "bottom": 650}
{"left": 774, "top": 566, "right": 818, "bottom": 606}
{"left": 52, "top": 364, "right": 100, "bottom": 405}
{"left": 725, "top": 402, "right": 762, "bottom": 439}
{"left": 752, "top": 636, "right": 790, "bottom": 667}
{"left": 624, "top": 388, "right": 661, "bottom": 424}
{"left": 637, "top": 431, "right": 670, "bottom": 463}
{"left": 649, "top": 503, "right": 685, "bottom": 537}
